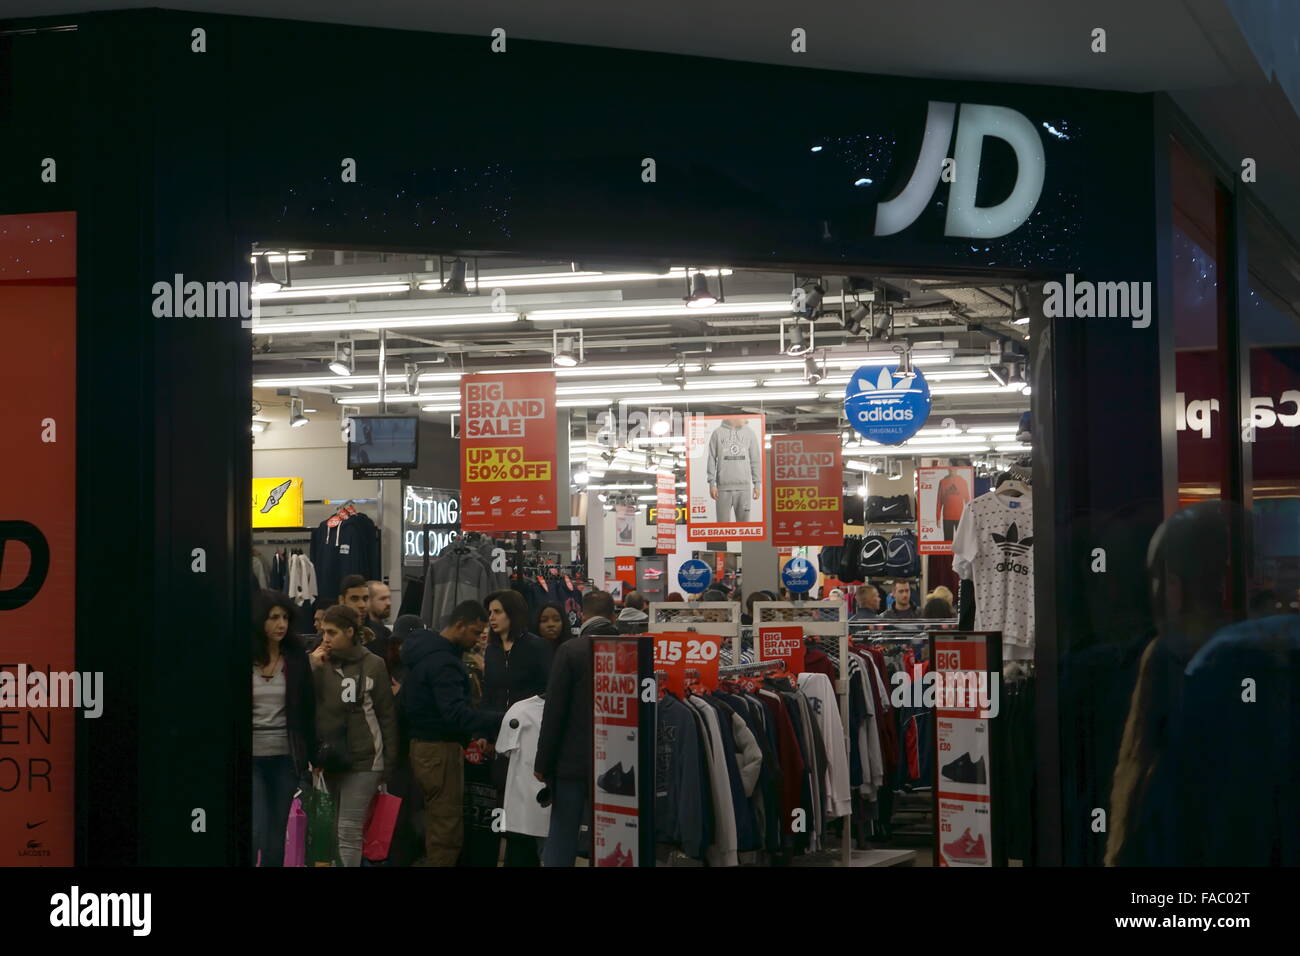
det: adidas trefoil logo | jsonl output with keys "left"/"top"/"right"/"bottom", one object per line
{"left": 854, "top": 367, "right": 920, "bottom": 396}
{"left": 991, "top": 522, "right": 1032, "bottom": 574}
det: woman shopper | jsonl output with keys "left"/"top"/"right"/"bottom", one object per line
{"left": 535, "top": 601, "right": 569, "bottom": 649}
{"left": 484, "top": 589, "right": 554, "bottom": 866}
{"left": 311, "top": 604, "right": 399, "bottom": 867}
{"left": 252, "top": 589, "right": 315, "bottom": 867}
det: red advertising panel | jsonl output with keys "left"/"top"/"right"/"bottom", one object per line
{"left": 460, "top": 371, "right": 557, "bottom": 532}
{"left": 754, "top": 625, "right": 806, "bottom": 674}
{"left": 771, "top": 434, "right": 843, "bottom": 547}
{"left": 655, "top": 472, "right": 677, "bottom": 554}
{"left": 0, "top": 212, "right": 76, "bottom": 865}
{"left": 916, "top": 466, "right": 974, "bottom": 555}
{"left": 651, "top": 632, "right": 721, "bottom": 697}
{"left": 685, "top": 414, "right": 766, "bottom": 541}
{"left": 615, "top": 556, "right": 637, "bottom": 590}
{"left": 934, "top": 635, "right": 996, "bottom": 868}
{"left": 592, "top": 637, "right": 642, "bottom": 866}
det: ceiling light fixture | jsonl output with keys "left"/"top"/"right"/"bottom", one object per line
{"left": 804, "top": 352, "right": 824, "bottom": 385}
{"left": 683, "top": 269, "right": 720, "bottom": 308}
{"left": 784, "top": 320, "right": 811, "bottom": 356}
{"left": 252, "top": 253, "right": 285, "bottom": 295}
{"left": 869, "top": 304, "right": 893, "bottom": 341}
{"left": 552, "top": 328, "right": 584, "bottom": 368}
{"left": 289, "top": 397, "right": 309, "bottom": 428}
{"left": 329, "top": 340, "right": 355, "bottom": 377}
{"left": 438, "top": 257, "right": 473, "bottom": 295}
{"left": 1012, "top": 286, "right": 1031, "bottom": 324}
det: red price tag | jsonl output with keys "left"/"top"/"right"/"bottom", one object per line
{"left": 652, "top": 632, "right": 721, "bottom": 696}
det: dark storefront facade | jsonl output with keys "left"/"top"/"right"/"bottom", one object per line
{"left": 0, "top": 9, "right": 1293, "bottom": 865}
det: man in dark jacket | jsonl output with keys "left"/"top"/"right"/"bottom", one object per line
{"left": 534, "top": 589, "right": 619, "bottom": 866}
{"left": 400, "top": 600, "right": 504, "bottom": 866}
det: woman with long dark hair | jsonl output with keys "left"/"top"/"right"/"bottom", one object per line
{"left": 252, "top": 589, "right": 315, "bottom": 866}
{"left": 311, "top": 604, "right": 399, "bottom": 867}
{"left": 483, "top": 589, "right": 553, "bottom": 866}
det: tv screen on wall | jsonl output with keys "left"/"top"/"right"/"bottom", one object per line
{"left": 346, "top": 415, "right": 419, "bottom": 468}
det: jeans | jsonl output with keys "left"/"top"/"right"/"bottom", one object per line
{"left": 252, "top": 754, "right": 298, "bottom": 867}
{"left": 324, "top": 770, "right": 382, "bottom": 867}
{"left": 542, "top": 778, "right": 589, "bottom": 867}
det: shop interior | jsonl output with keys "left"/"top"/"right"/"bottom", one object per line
{"left": 249, "top": 247, "right": 1037, "bottom": 866}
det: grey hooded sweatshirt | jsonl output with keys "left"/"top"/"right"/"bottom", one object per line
{"left": 706, "top": 421, "right": 761, "bottom": 491}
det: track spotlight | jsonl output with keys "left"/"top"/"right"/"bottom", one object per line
{"left": 895, "top": 345, "right": 913, "bottom": 375}
{"left": 846, "top": 303, "right": 870, "bottom": 336}
{"left": 684, "top": 270, "right": 718, "bottom": 308}
{"left": 552, "top": 328, "right": 584, "bottom": 368}
{"left": 404, "top": 362, "right": 421, "bottom": 396}
{"left": 252, "top": 254, "right": 283, "bottom": 295}
{"left": 869, "top": 304, "right": 892, "bottom": 341}
{"left": 784, "top": 320, "right": 811, "bottom": 356}
{"left": 329, "top": 340, "right": 355, "bottom": 377}
{"left": 439, "top": 257, "right": 470, "bottom": 295}
{"left": 793, "top": 279, "right": 825, "bottom": 320}
{"left": 574, "top": 469, "right": 590, "bottom": 484}
{"left": 289, "top": 397, "right": 309, "bottom": 428}
{"left": 1012, "top": 286, "right": 1030, "bottom": 324}
{"left": 803, "top": 353, "right": 824, "bottom": 384}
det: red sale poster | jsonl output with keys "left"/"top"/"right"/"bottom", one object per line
{"left": 771, "top": 433, "right": 843, "bottom": 547}
{"left": 655, "top": 472, "right": 677, "bottom": 554}
{"left": 651, "top": 631, "right": 721, "bottom": 696}
{"left": 754, "top": 625, "right": 806, "bottom": 674}
{"left": 685, "top": 414, "right": 766, "bottom": 541}
{"left": 460, "top": 371, "right": 557, "bottom": 532}
{"left": 917, "top": 465, "right": 973, "bottom": 555}
{"left": 934, "top": 635, "right": 994, "bottom": 868}
{"left": 0, "top": 212, "right": 76, "bottom": 865}
{"left": 592, "top": 637, "right": 643, "bottom": 867}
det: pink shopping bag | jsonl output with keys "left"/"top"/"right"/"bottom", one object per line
{"left": 284, "top": 796, "right": 307, "bottom": 867}
{"left": 362, "top": 788, "right": 402, "bottom": 862}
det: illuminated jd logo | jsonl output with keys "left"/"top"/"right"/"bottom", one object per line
{"left": 875, "top": 102, "right": 1045, "bottom": 239}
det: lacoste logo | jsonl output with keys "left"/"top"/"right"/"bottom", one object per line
{"left": 854, "top": 367, "right": 921, "bottom": 396}
{"left": 26, "top": 821, "right": 45, "bottom": 830}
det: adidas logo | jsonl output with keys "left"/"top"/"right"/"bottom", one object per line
{"left": 853, "top": 367, "right": 922, "bottom": 397}
{"left": 992, "top": 522, "right": 1033, "bottom": 574}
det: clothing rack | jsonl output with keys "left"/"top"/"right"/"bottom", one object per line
{"left": 717, "top": 660, "right": 784, "bottom": 677}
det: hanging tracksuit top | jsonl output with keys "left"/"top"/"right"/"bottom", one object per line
{"left": 937, "top": 473, "right": 971, "bottom": 521}
{"left": 705, "top": 423, "right": 761, "bottom": 491}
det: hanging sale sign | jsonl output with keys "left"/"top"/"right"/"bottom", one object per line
{"left": 655, "top": 473, "right": 677, "bottom": 554}
{"left": 771, "top": 433, "right": 843, "bottom": 547}
{"left": 591, "top": 636, "right": 654, "bottom": 867}
{"left": 460, "top": 371, "right": 558, "bottom": 533}
{"left": 651, "top": 632, "right": 722, "bottom": 697}
{"left": 754, "top": 625, "right": 806, "bottom": 674}
{"left": 916, "top": 466, "right": 973, "bottom": 555}
{"left": 685, "top": 414, "right": 766, "bottom": 541}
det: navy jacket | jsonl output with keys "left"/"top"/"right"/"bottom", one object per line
{"left": 655, "top": 694, "right": 711, "bottom": 859}
{"left": 400, "top": 629, "right": 503, "bottom": 744}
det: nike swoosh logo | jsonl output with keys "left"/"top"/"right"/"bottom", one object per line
{"left": 26, "top": 821, "right": 45, "bottom": 829}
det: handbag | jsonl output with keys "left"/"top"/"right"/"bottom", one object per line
{"left": 284, "top": 795, "right": 307, "bottom": 867}
{"left": 315, "top": 656, "right": 368, "bottom": 772}
{"left": 362, "top": 785, "right": 402, "bottom": 862}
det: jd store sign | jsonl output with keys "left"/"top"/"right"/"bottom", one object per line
{"left": 875, "top": 102, "right": 1045, "bottom": 239}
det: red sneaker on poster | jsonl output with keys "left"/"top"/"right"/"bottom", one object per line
{"left": 942, "top": 828, "right": 987, "bottom": 864}
{"left": 599, "top": 842, "right": 634, "bottom": 867}
{"left": 642, "top": 567, "right": 664, "bottom": 579}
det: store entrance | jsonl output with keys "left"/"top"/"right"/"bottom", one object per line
{"left": 246, "top": 246, "right": 1044, "bottom": 867}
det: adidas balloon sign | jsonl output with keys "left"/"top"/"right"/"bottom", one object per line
{"left": 677, "top": 559, "right": 713, "bottom": 595}
{"left": 844, "top": 364, "right": 932, "bottom": 445}
{"left": 781, "top": 557, "right": 817, "bottom": 594}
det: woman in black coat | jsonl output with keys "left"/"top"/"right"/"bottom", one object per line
{"left": 483, "top": 588, "right": 553, "bottom": 866}
{"left": 252, "top": 589, "right": 316, "bottom": 866}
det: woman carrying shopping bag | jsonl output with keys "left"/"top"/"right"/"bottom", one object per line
{"left": 311, "top": 604, "right": 399, "bottom": 867}
{"left": 252, "top": 589, "right": 316, "bottom": 867}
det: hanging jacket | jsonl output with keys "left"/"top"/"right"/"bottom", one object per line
{"left": 798, "top": 672, "right": 853, "bottom": 820}
{"left": 288, "top": 553, "right": 317, "bottom": 608}
{"left": 311, "top": 641, "right": 399, "bottom": 775}
{"left": 689, "top": 695, "right": 739, "bottom": 866}
{"left": 311, "top": 512, "right": 380, "bottom": 603}
{"left": 615, "top": 607, "right": 649, "bottom": 634}
{"left": 421, "top": 545, "right": 493, "bottom": 630}
{"left": 655, "top": 693, "right": 710, "bottom": 860}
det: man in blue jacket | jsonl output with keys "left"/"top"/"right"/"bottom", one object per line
{"left": 401, "top": 600, "right": 504, "bottom": 866}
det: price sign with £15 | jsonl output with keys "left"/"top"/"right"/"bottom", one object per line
{"left": 652, "top": 632, "right": 721, "bottom": 696}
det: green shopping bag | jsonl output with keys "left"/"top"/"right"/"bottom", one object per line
{"left": 303, "top": 775, "right": 343, "bottom": 867}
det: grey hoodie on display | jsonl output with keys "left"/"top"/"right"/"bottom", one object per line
{"left": 705, "top": 421, "right": 761, "bottom": 523}
{"left": 615, "top": 606, "right": 649, "bottom": 634}
{"left": 420, "top": 546, "right": 492, "bottom": 630}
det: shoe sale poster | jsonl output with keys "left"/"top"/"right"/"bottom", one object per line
{"left": 685, "top": 414, "right": 766, "bottom": 541}
{"left": 0, "top": 212, "right": 77, "bottom": 865}
{"left": 460, "top": 370, "right": 558, "bottom": 533}
{"left": 933, "top": 633, "right": 1000, "bottom": 867}
{"left": 590, "top": 636, "right": 654, "bottom": 867}
{"left": 916, "top": 466, "right": 973, "bottom": 555}
{"left": 770, "top": 433, "right": 843, "bottom": 547}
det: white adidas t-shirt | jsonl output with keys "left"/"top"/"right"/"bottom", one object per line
{"left": 495, "top": 696, "right": 550, "bottom": 837}
{"left": 952, "top": 491, "right": 1034, "bottom": 648}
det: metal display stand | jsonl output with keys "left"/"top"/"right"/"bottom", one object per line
{"left": 647, "top": 601, "right": 741, "bottom": 658}
{"left": 752, "top": 599, "right": 851, "bottom": 867}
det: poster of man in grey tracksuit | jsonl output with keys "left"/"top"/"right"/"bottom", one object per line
{"left": 704, "top": 417, "right": 762, "bottom": 523}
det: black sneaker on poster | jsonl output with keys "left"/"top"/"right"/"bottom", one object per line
{"left": 940, "top": 752, "right": 987, "bottom": 785}
{"left": 597, "top": 762, "right": 636, "bottom": 796}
